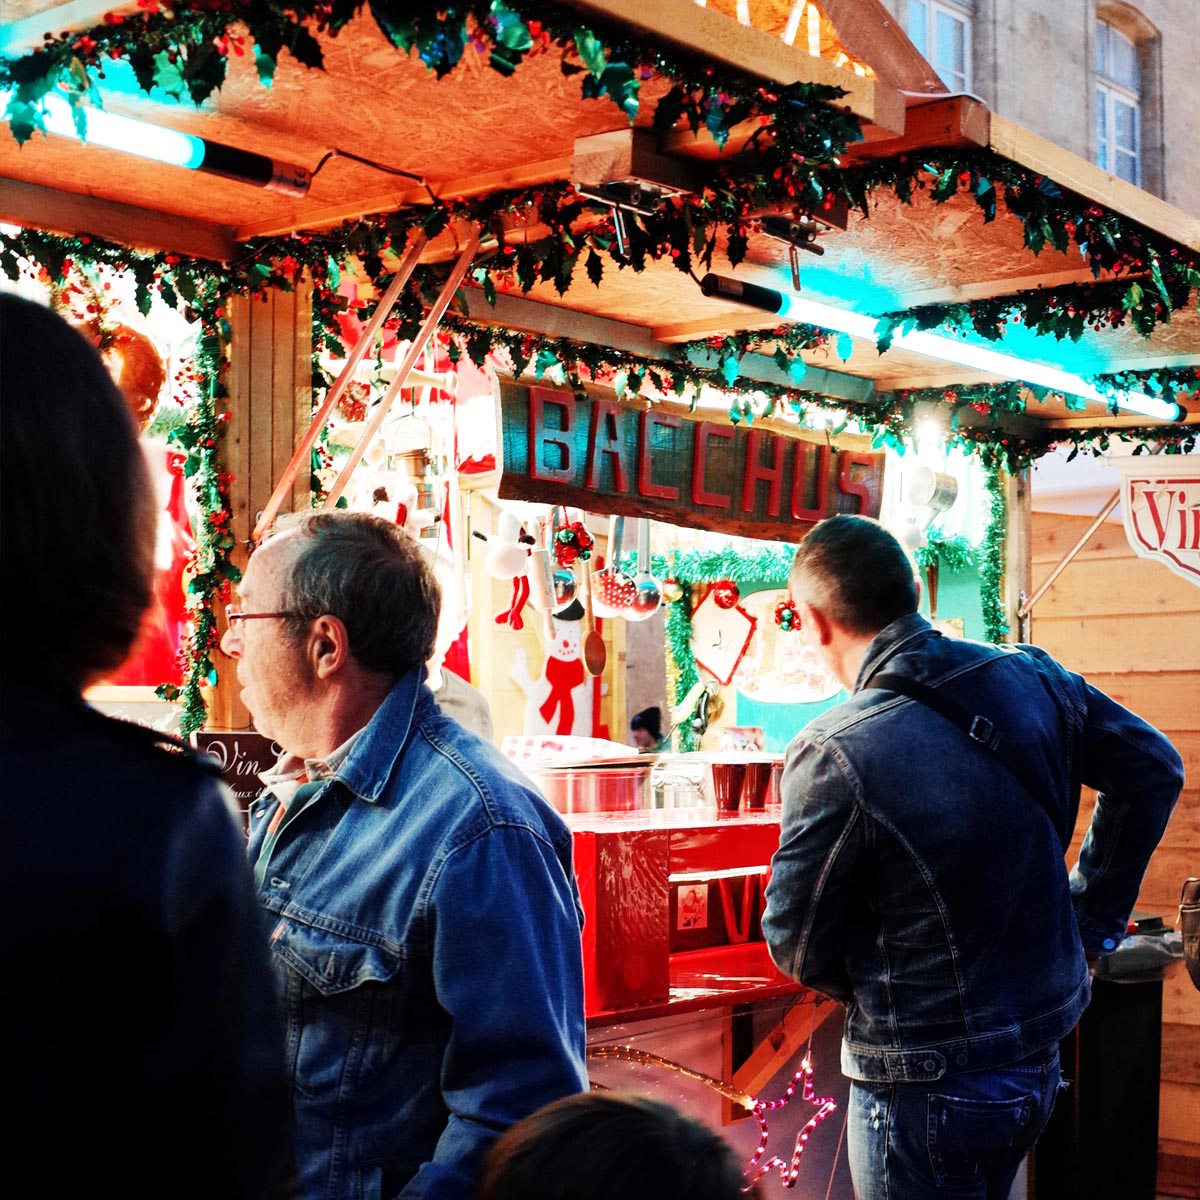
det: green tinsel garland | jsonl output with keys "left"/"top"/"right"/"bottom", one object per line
{"left": 663, "top": 586, "right": 701, "bottom": 754}
{"left": 914, "top": 529, "right": 976, "bottom": 574}
{"left": 979, "top": 466, "right": 1010, "bottom": 644}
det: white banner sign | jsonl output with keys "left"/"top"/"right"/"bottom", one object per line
{"left": 1118, "top": 459, "right": 1200, "bottom": 586}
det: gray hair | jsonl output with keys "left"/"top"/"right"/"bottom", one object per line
{"left": 272, "top": 511, "right": 440, "bottom": 677}
{"left": 790, "top": 515, "right": 919, "bottom": 636}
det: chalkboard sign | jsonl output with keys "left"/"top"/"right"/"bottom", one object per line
{"left": 191, "top": 730, "right": 280, "bottom": 821}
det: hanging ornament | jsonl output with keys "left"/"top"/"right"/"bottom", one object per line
{"left": 712, "top": 579, "right": 740, "bottom": 610}
{"left": 553, "top": 520, "right": 595, "bottom": 567}
{"left": 774, "top": 596, "right": 798, "bottom": 632}
{"left": 662, "top": 578, "right": 683, "bottom": 604}
{"left": 552, "top": 568, "right": 578, "bottom": 611}
{"left": 337, "top": 380, "right": 370, "bottom": 424}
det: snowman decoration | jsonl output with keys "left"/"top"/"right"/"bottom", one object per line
{"left": 508, "top": 600, "right": 593, "bottom": 738}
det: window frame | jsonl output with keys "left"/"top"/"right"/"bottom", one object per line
{"left": 1095, "top": 18, "right": 1142, "bottom": 186}
{"left": 907, "top": 0, "right": 974, "bottom": 95}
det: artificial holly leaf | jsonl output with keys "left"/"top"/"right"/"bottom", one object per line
{"left": 1148, "top": 253, "right": 1171, "bottom": 306}
{"left": 152, "top": 50, "right": 186, "bottom": 97}
{"left": 721, "top": 353, "right": 740, "bottom": 386}
{"left": 789, "top": 356, "right": 808, "bottom": 383}
{"left": 4, "top": 97, "right": 40, "bottom": 146}
{"left": 652, "top": 86, "right": 685, "bottom": 137}
{"left": 974, "top": 176, "right": 996, "bottom": 222}
{"left": 129, "top": 43, "right": 157, "bottom": 95}
{"left": 182, "top": 41, "right": 228, "bottom": 106}
{"left": 572, "top": 27, "right": 607, "bottom": 78}
{"left": 726, "top": 226, "right": 748, "bottom": 268}
{"left": 1123, "top": 281, "right": 1144, "bottom": 310}
{"left": 585, "top": 248, "right": 603, "bottom": 287}
{"left": 835, "top": 332, "right": 853, "bottom": 361}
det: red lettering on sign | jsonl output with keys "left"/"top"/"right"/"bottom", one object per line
{"left": 741, "top": 429, "right": 786, "bottom": 515}
{"left": 638, "top": 409, "right": 681, "bottom": 500}
{"left": 529, "top": 388, "right": 575, "bottom": 483}
{"left": 692, "top": 422, "right": 733, "bottom": 509}
{"left": 839, "top": 451, "right": 876, "bottom": 512}
{"left": 1141, "top": 487, "right": 1173, "bottom": 548}
{"left": 585, "top": 400, "right": 630, "bottom": 493}
{"left": 790, "top": 441, "right": 830, "bottom": 521}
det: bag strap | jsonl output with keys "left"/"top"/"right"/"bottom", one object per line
{"left": 865, "top": 672, "right": 1066, "bottom": 851}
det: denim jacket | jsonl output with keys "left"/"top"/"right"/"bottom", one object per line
{"left": 762, "top": 614, "right": 1182, "bottom": 1084}
{"left": 248, "top": 669, "right": 588, "bottom": 1200}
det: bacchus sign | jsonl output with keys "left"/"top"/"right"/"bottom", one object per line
{"left": 497, "top": 382, "right": 884, "bottom": 540}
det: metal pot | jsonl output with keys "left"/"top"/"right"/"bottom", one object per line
{"left": 527, "top": 764, "right": 651, "bottom": 813}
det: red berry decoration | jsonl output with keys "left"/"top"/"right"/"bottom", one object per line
{"left": 712, "top": 579, "right": 740, "bottom": 610}
{"left": 662, "top": 578, "right": 683, "bottom": 604}
{"left": 553, "top": 521, "right": 594, "bottom": 567}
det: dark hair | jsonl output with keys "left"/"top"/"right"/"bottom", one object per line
{"left": 272, "top": 511, "right": 440, "bottom": 676}
{"left": 0, "top": 294, "right": 156, "bottom": 692}
{"left": 790, "top": 515, "right": 918, "bottom": 635}
{"left": 630, "top": 707, "right": 663, "bottom": 740}
{"left": 476, "top": 1092, "right": 753, "bottom": 1200}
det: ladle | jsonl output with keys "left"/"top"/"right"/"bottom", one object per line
{"left": 579, "top": 553, "right": 607, "bottom": 676}
{"left": 627, "top": 518, "right": 662, "bottom": 621}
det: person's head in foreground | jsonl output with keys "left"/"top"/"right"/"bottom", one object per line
{"left": 476, "top": 1091, "right": 756, "bottom": 1200}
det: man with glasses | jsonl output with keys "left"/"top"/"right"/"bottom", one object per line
{"left": 221, "top": 511, "right": 587, "bottom": 1200}
{"left": 762, "top": 515, "right": 1182, "bottom": 1200}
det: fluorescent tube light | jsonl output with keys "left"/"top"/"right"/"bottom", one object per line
{"left": 4, "top": 90, "right": 310, "bottom": 196}
{"left": 700, "top": 274, "right": 1183, "bottom": 422}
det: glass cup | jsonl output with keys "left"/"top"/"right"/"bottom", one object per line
{"left": 711, "top": 761, "right": 748, "bottom": 815}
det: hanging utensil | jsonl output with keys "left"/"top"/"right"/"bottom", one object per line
{"left": 579, "top": 551, "right": 606, "bottom": 677}
{"left": 627, "top": 518, "right": 662, "bottom": 622}
{"left": 591, "top": 515, "right": 635, "bottom": 617}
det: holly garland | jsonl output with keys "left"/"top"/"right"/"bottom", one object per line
{"left": 664, "top": 584, "right": 700, "bottom": 754}
{"left": 157, "top": 301, "right": 241, "bottom": 736}
{"left": 3, "top": 2, "right": 1196, "bottom": 346}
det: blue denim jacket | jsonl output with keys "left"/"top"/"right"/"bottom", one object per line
{"left": 762, "top": 614, "right": 1182, "bottom": 1084}
{"left": 248, "top": 669, "right": 588, "bottom": 1200}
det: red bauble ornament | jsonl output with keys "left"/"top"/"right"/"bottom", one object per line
{"left": 712, "top": 579, "right": 740, "bottom": 610}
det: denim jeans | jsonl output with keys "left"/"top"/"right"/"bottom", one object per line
{"left": 846, "top": 1049, "right": 1061, "bottom": 1199}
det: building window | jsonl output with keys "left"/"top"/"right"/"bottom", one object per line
{"left": 907, "top": 0, "right": 972, "bottom": 93}
{"left": 1095, "top": 19, "right": 1141, "bottom": 185}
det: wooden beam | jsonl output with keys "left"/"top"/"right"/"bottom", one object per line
{"left": 847, "top": 95, "right": 991, "bottom": 158}
{"left": 234, "top": 156, "right": 572, "bottom": 241}
{"left": 458, "top": 289, "right": 876, "bottom": 406}
{"left": 561, "top": 0, "right": 905, "bottom": 135}
{"left": 988, "top": 113, "right": 1200, "bottom": 253}
{"left": 816, "top": 0, "right": 946, "bottom": 95}
{"left": 0, "top": 178, "right": 236, "bottom": 261}
{"left": 730, "top": 999, "right": 840, "bottom": 1100}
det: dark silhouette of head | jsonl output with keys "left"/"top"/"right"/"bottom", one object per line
{"left": 477, "top": 1091, "right": 754, "bottom": 1200}
{"left": 630, "top": 706, "right": 663, "bottom": 750}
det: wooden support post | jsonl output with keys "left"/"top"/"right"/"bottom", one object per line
{"left": 208, "top": 281, "right": 313, "bottom": 730}
{"left": 1005, "top": 469, "right": 1032, "bottom": 644}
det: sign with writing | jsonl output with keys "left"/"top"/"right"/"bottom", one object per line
{"left": 497, "top": 382, "right": 885, "bottom": 540}
{"left": 191, "top": 730, "right": 280, "bottom": 819}
{"left": 1118, "top": 459, "right": 1200, "bottom": 586}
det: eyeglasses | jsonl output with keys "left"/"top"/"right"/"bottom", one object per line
{"left": 226, "top": 609, "right": 301, "bottom": 625}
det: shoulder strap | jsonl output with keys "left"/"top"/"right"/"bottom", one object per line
{"left": 865, "top": 672, "right": 1066, "bottom": 851}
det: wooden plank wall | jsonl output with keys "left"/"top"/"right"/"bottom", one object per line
{"left": 1031, "top": 512, "right": 1200, "bottom": 1196}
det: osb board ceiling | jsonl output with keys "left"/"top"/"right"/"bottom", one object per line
{"left": 1, "top": 0, "right": 1196, "bottom": 426}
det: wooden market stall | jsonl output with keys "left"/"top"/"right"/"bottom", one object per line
{"left": 3, "top": 0, "right": 1199, "bottom": 1193}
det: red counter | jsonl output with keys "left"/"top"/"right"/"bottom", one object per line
{"left": 567, "top": 809, "right": 800, "bottom": 1020}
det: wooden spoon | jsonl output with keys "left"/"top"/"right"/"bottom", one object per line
{"left": 580, "top": 553, "right": 607, "bottom": 677}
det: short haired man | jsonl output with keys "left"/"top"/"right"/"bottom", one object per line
{"left": 221, "top": 511, "right": 588, "bottom": 1199}
{"left": 762, "top": 515, "right": 1183, "bottom": 1199}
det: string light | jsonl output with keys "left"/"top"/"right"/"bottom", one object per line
{"left": 744, "top": 1055, "right": 839, "bottom": 1190}
{"left": 586, "top": 1042, "right": 838, "bottom": 1191}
